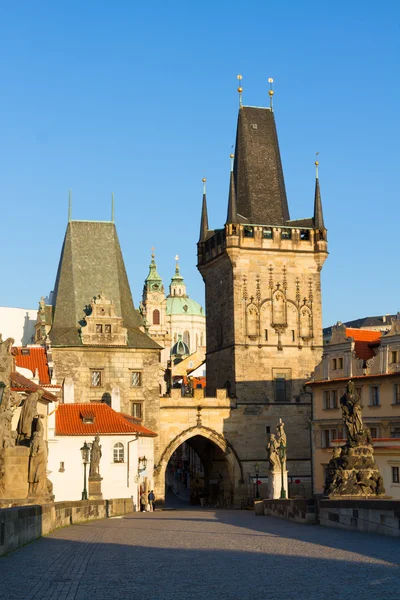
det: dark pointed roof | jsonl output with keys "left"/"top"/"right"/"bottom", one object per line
{"left": 232, "top": 106, "right": 290, "bottom": 225}
{"left": 313, "top": 176, "right": 324, "bottom": 229}
{"left": 49, "top": 221, "right": 160, "bottom": 349}
{"left": 199, "top": 192, "right": 209, "bottom": 242}
{"left": 226, "top": 170, "right": 238, "bottom": 224}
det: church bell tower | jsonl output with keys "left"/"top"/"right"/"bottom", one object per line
{"left": 197, "top": 81, "right": 328, "bottom": 403}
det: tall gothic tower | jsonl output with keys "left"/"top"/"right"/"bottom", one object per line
{"left": 197, "top": 96, "right": 328, "bottom": 403}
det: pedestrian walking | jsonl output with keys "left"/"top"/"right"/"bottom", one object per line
{"left": 148, "top": 490, "right": 156, "bottom": 511}
{"left": 140, "top": 491, "right": 147, "bottom": 512}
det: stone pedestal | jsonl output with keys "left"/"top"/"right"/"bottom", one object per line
{"left": 325, "top": 443, "right": 386, "bottom": 497}
{"left": 267, "top": 469, "right": 288, "bottom": 499}
{"left": 0, "top": 446, "right": 29, "bottom": 499}
{"left": 89, "top": 476, "right": 103, "bottom": 500}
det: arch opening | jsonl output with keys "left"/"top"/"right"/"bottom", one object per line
{"left": 165, "top": 435, "right": 234, "bottom": 507}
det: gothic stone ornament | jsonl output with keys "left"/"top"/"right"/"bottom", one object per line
{"left": 80, "top": 293, "right": 128, "bottom": 346}
{"left": 324, "top": 381, "right": 386, "bottom": 497}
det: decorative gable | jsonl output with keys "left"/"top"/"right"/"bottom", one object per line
{"left": 80, "top": 293, "right": 128, "bottom": 346}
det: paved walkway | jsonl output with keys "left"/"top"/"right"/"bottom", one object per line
{"left": 1, "top": 509, "right": 399, "bottom": 600}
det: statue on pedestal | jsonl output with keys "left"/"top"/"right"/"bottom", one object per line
{"left": 266, "top": 434, "right": 280, "bottom": 471}
{"left": 324, "top": 381, "right": 385, "bottom": 497}
{"left": 89, "top": 435, "right": 102, "bottom": 478}
{"left": 28, "top": 420, "right": 48, "bottom": 496}
{"left": 17, "top": 390, "right": 43, "bottom": 445}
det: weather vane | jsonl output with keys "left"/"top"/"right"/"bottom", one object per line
{"left": 237, "top": 74, "right": 243, "bottom": 107}
{"left": 268, "top": 78, "right": 274, "bottom": 110}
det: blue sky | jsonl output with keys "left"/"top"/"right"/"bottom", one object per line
{"left": 1, "top": 1, "right": 399, "bottom": 326}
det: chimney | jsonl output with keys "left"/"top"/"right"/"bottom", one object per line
{"left": 111, "top": 386, "right": 121, "bottom": 412}
{"left": 63, "top": 377, "right": 75, "bottom": 404}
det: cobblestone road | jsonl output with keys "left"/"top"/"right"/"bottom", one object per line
{"left": 1, "top": 509, "right": 399, "bottom": 600}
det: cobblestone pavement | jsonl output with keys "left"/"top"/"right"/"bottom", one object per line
{"left": 1, "top": 509, "right": 399, "bottom": 600}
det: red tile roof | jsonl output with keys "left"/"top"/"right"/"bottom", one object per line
{"left": 10, "top": 371, "right": 57, "bottom": 402}
{"left": 55, "top": 403, "right": 157, "bottom": 436}
{"left": 13, "top": 347, "right": 50, "bottom": 384}
{"left": 345, "top": 328, "right": 381, "bottom": 360}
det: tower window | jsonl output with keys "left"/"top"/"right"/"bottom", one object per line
{"left": 392, "top": 467, "right": 400, "bottom": 483}
{"left": 274, "top": 374, "right": 287, "bottom": 402}
{"left": 300, "top": 230, "right": 310, "bottom": 240}
{"left": 281, "top": 229, "right": 291, "bottom": 240}
{"left": 96, "top": 324, "right": 103, "bottom": 334}
{"left": 153, "top": 309, "right": 160, "bottom": 325}
{"left": 104, "top": 324, "right": 111, "bottom": 334}
{"left": 244, "top": 226, "right": 254, "bottom": 238}
{"left": 131, "top": 371, "right": 142, "bottom": 387}
{"left": 263, "top": 227, "right": 273, "bottom": 239}
{"left": 264, "top": 329, "right": 268, "bottom": 341}
{"left": 90, "top": 370, "right": 103, "bottom": 387}
{"left": 292, "top": 330, "right": 295, "bottom": 342}
{"left": 131, "top": 402, "right": 142, "bottom": 419}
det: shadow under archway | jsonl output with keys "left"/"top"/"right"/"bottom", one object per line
{"left": 156, "top": 426, "right": 243, "bottom": 507}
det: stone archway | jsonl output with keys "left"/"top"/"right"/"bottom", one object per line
{"left": 154, "top": 426, "right": 243, "bottom": 505}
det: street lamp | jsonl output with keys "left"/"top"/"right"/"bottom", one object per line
{"left": 278, "top": 438, "right": 287, "bottom": 499}
{"left": 254, "top": 462, "right": 260, "bottom": 499}
{"left": 138, "top": 456, "right": 147, "bottom": 474}
{"left": 80, "top": 441, "right": 90, "bottom": 500}
{"left": 0, "top": 382, "right": 6, "bottom": 406}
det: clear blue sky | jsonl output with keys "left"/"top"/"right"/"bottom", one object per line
{"left": 1, "top": 1, "right": 399, "bottom": 327}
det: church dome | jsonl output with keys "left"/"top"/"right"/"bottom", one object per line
{"left": 171, "top": 336, "right": 190, "bottom": 357}
{"left": 166, "top": 296, "right": 204, "bottom": 317}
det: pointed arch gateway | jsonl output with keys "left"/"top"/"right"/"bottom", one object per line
{"left": 155, "top": 426, "right": 243, "bottom": 505}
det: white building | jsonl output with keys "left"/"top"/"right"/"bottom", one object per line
{"left": 0, "top": 307, "right": 37, "bottom": 345}
{"left": 47, "top": 402, "right": 157, "bottom": 508}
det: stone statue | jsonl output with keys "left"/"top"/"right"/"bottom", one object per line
{"left": 266, "top": 434, "right": 280, "bottom": 471}
{"left": 0, "top": 396, "right": 17, "bottom": 449}
{"left": 17, "top": 390, "right": 43, "bottom": 445}
{"left": 89, "top": 435, "right": 102, "bottom": 478}
{"left": 0, "top": 336, "right": 14, "bottom": 397}
{"left": 340, "top": 381, "right": 365, "bottom": 445}
{"left": 324, "top": 380, "right": 385, "bottom": 497}
{"left": 28, "top": 428, "right": 48, "bottom": 496}
{"left": 275, "top": 418, "right": 287, "bottom": 470}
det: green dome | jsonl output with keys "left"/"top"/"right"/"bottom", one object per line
{"left": 166, "top": 296, "right": 204, "bottom": 317}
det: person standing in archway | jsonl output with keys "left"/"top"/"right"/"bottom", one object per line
{"left": 148, "top": 490, "right": 156, "bottom": 511}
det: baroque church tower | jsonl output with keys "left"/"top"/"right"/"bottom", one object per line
{"left": 197, "top": 86, "right": 328, "bottom": 403}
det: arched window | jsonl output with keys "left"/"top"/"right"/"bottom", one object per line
{"left": 183, "top": 330, "right": 190, "bottom": 351}
{"left": 113, "top": 443, "right": 124, "bottom": 463}
{"left": 153, "top": 309, "right": 160, "bottom": 325}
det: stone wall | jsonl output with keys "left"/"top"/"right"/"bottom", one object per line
{"left": 259, "top": 498, "right": 400, "bottom": 538}
{"left": 0, "top": 497, "right": 133, "bottom": 557}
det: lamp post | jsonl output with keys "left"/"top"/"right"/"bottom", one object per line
{"left": 80, "top": 441, "right": 90, "bottom": 500}
{"left": 254, "top": 462, "right": 260, "bottom": 499}
{"left": 0, "top": 382, "right": 6, "bottom": 407}
{"left": 278, "top": 438, "right": 286, "bottom": 499}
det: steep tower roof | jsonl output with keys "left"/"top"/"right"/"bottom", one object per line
{"left": 313, "top": 170, "right": 325, "bottom": 229}
{"left": 199, "top": 179, "right": 210, "bottom": 242}
{"left": 226, "top": 169, "right": 238, "bottom": 224}
{"left": 50, "top": 220, "right": 160, "bottom": 349}
{"left": 233, "top": 106, "right": 290, "bottom": 225}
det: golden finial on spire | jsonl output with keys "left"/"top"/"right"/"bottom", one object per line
{"left": 230, "top": 153, "right": 234, "bottom": 171}
{"left": 237, "top": 74, "right": 243, "bottom": 107}
{"left": 202, "top": 177, "right": 206, "bottom": 195}
{"left": 268, "top": 77, "right": 274, "bottom": 110}
{"left": 315, "top": 152, "right": 320, "bottom": 178}
{"left": 151, "top": 246, "right": 155, "bottom": 259}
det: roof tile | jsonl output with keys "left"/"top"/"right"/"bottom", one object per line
{"left": 55, "top": 403, "right": 157, "bottom": 436}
